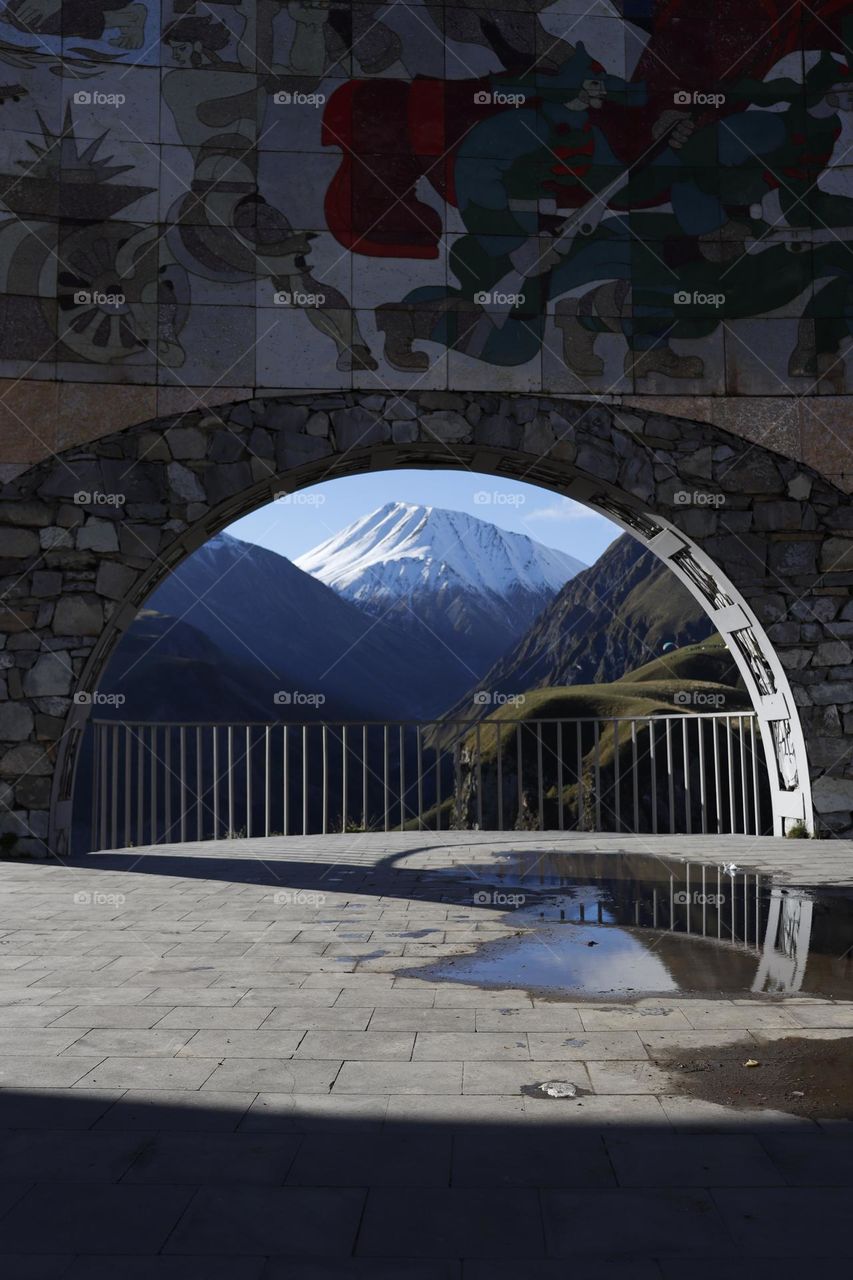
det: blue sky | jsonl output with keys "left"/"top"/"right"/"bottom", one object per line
{"left": 227, "top": 470, "right": 620, "bottom": 567}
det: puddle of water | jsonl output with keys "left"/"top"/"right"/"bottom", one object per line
{"left": 413, "top": 850, "right": 853, "bottom": 999}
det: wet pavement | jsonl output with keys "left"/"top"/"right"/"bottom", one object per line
{"left": 412, "top": 848, "right": 853, "bottom": 1000}
{"left": 1, "top": 831, "right": 853, "bottom": 1275}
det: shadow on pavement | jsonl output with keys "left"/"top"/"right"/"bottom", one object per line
{"left": 0, "top": 1087, "right": 851, "bottom": 1276}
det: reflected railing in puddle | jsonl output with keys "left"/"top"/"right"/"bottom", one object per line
{"left": 418, "top": 851, "right": 853, "bottom": 1000}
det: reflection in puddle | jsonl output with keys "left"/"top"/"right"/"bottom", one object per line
{"left": 415, "top": 851, "right": 853, "bottom": 999}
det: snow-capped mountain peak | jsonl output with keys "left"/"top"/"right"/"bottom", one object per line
{"left": 295, "top": 501, "right": 584, "bottom": 605}
{"left": 295, "top": 503, "right": 585, "bottom": 677}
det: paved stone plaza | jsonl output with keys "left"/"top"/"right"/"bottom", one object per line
{"left": 0, "top": 832, "right": 852, "bottom": 1276}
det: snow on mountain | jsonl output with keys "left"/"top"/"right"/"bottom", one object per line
{"left": 135, "top": 529, "right": 463, "bottom": 720}
{"left": 296, "top": 502, "right": 584, "bottom": 605}
{"left": 295, "top": 503, "right": 585, "bottom": 678}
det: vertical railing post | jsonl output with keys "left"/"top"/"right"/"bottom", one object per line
{"left": 399, "top": 724, "right": 406, "bottom": 832}
{"left": 535, "top": 723, "right": 544, "bottom": 830}
{"left": 631, "top": 720, "right": 639, "bottom": 834}
{"left": 682, "top": 718, "right": 691, "bottom": 836}
{"left": 110, "top": 723, "right": 118, "bottom": 850}
{"left": 475, "top": 723, "right": 483, "bottom": 830}
{"left": 341, "top": 724, "right": 348, "bottom": 832}
{"left": 196, "top": 725, "right": 203, "bottom": 841}
{"left": 738, "top": 715, "right": 749, "bottom": 837}
{"left": 453, "top": 737, "right": 461, "bottom": 830}
{"left": 212, "top": 726, "right": 219, "bottom": 839}
{"left": 264, "top": 725, "right": 271, "bottom": 838}
{"left": 149, "top": 726, "right": 157, "bottom": 845}
{"left": 227, "top": 725, "right": 234, "bottom": 837}
{"left": 362, "top": 725, "right": 368, "bottom": 832}
{"left": 556, "top": 721, "right": 564, "bottom": 832}
{"left": 612, "top": 719, "right": 620, "bottom": 833}
{"left": 302, "top": 724, "right": 309, "bottom": 836}
{"left": 750, "top": 716, "right": 760, "bottom": 835}
{"left": 665, "top": 718, "right": 675, "bottom": 835}
{"left": 576, "top": 721, "right": 584, "bottom": 829}
{"left": 416, "top": 726, "right": 423, "bottom": 829}
{"left": 725, "top": 716, "right": 735, "bottom": 835}
{"left": 92, "top": 722, "right": 100, "bottom": 849}
{"left": 282, "top": 724, "right": 289, "bottom": 836}
{"left": 124, "top": 724, "right": 132, "bottom": 848}
{"left": 648, "top": 717, "right": 658, "bottom": 835}
{"left": 698, "top": 718, "right": 707, "bottom": 835}
{"left": 516, "top": 723, "right": 523, "bottom": 826}
{"left": 383, "top": 725, "right": 390, "bottom": 833}
{"left": 163, "top": 726, "right": 171, "bottom": 842}
{"left": 136, "top": 724, "right": 144, "bottom": 847}
{"left": 497, "top": 723, "right": 504, "bottom": 832}
{"left": 322, "top": 724, "right": 328, "bottom": 836}
{"left": 713, "top": 717, "right": 722, "bottom": 835}
{"left": 180, "top": 726, "right": 187, "bottom": 842}
{"left": 593, "top": 720, "right": 601, "bottom": 831}
{"left": 245, "top": 725, "right": 252, "bottom": 838}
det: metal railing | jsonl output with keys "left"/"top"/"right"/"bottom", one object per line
{"left": 88, "top": 711, "right": 768, "bottom": 850}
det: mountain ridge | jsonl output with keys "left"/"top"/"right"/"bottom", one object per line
{"left": 444, "top": 532, "right": 717, "bottom": 719}
{"left": 295, "top": 501, "right": 585, "bottom": 678}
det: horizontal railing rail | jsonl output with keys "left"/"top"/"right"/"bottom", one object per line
{"left": 87, "top": 712, "right": 768, "bottom": 850}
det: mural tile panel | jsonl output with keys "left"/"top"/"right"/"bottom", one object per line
{"left": 0, "top": 0, "right": 850, "bottom": 398}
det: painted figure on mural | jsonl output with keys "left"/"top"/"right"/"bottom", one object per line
{"left": 0, "top": 0, "right": 852, "bottom": 386}
{"left": 659, "top": 52, "right": 853, "bottom": 384}
{"left": 575, "top": 50, "right": 853, "bottom": 386}
{"left": 375, "top": 44, "right": 702, "bottom": 378}
{"left": 0, "top": 0, "right": 147, "bottom": 48}
{"left": 427, "top": 0, "right": 576, "bottom": 73}
{"left": 161, "top": 8, "right": 378, "bottom": 372}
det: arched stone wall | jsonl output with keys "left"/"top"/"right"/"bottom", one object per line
{"left": 2, "top": 392, "right": 852, "bottom": 856}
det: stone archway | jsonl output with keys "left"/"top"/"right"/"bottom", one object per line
{"left": 2, "top": 391, "right": 852, "bottom": 857}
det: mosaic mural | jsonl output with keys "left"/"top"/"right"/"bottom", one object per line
{"left": 0, "top": 0, "right": 852, "bottom": 396}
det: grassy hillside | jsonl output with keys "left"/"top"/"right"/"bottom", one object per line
{"left": 463, "top": 676, "right": 751, "bottom": 760}
{"left": 617, "top": 636, "right": 741, "bottom": 687}
{"left": 443, "top": 533, "right": 717, "bottom": 724}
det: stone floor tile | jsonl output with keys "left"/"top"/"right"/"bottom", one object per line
{"left": 0, "top": 1183, "right": 195, "bottom": 1254}
{"left": 334, "top": 1061, "right": 462, "bottom": 1094}
{"left": 263, "top": 1006, "right": 371, "bottom": 1031}
{"left": 756, "top": 1132, "right": 853, "bottom": 1185}
{"left": 178, "top": 1030, "right": 304, "bottom": 1058}
{"left": 462, "top": 1060, "right": 590, "bottom": 1095}
{"left": 357, "top": 1188, "right": 544, "bottom": 1259}
{"left": 414, "top": 1032, "right": 529, "bottom": 1061}
{"left": 94, "top": 1090, "right": 255, "bottom": 1132}
{"left": 712, "top": 1187, "right": 853, "bottom": 1254}
{"left": 0, "top": 1056, "right": 96, "bottom": 1087}
{"left": 605, "top": 1133, "right": 785, "bottom": 1187}
{"left": 201, "top": 1058, "right": 340, "bottom": 1093}
{"left": 239, "top": 1093, "right": 389, "bottom": 1133}
{"left": 527, "top": 1032, "right": 648, "bottom": 1061}
{"left": 452, "top": 1129, "right": 616, "bottom": 1187}
{"left": 587, "top": 1060, "right": 674, "bottom": 1095}
{"left": 62, "top": 1259, "right": 264, "bottom": 1279}
{"left": 154, "top": 1006, "right": 274, "bottom": 1029}
{"left": 286, "top": 1131, "right": 451, "bottom": 1187}
{"left": 62, "top": 1029, "right": 194, "bottom": 1056}
{"left": 73, "top": 1056, "right": 218, "bottom": 1091}
{"left": 579, "top": 1007, "right": 692, "bottom": 1031}
{"left": 164, "top": 1187, "right": 365, "bottom": 1256}
{"left": 541, "top": 1188, "right": 728, "bottom": 1256}
{"left": 123, "top": 1131, "right": 301, "bottom": 1184}
{"left": 368, "top": 1009, "right": 475, "bottom": 1033}
{"left": 294, "top": 1031, "right": 414, "bottom": 1060}
{"left": 0, "top": 1130, "right": 148, "bottom": 1182}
